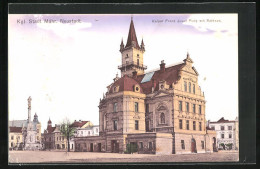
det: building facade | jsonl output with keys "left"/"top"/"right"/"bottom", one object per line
{"left": 42, "top": 119, "right": 68, "bottom": 150}
{"left": 74, "top": 18, "right": 216, "bottom": 154}
{"left": 208, "top": 117, "right": 239, "bottom": 150}
{"left": 42, "top": 119, "right": 98, "bottom": 151}
{"left": 9, "top": 127, "right": 23, "bottom": 150}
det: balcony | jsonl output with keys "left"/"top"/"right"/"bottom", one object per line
{"left": 118, "top": 61, "right": 147, "bottom": 70}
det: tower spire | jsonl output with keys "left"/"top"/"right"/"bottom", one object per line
{"left": 125, "top": 17, "right": 140, "bottom": 49}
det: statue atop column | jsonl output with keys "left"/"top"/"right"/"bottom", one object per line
{"left": 28, "top": 96, "right": 32, "bottom": 110}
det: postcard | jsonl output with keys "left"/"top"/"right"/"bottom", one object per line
{"left": 8, "top": 13, "right": 240, "bottom": 163}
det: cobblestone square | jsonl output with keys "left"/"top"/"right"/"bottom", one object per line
{"left": 9, "top": 151, "right": 239, "bottom": 163}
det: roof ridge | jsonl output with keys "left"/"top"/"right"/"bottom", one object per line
{"left": 144, "top": 61, "right": 184, "bottom": 74}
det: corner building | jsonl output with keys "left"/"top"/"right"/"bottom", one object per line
{"left": 75, "top": 18, "right": 216, "bottom": 154}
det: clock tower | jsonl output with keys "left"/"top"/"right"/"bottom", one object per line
{"left": 118, "top": 17, "right": 147, "bottom": 77}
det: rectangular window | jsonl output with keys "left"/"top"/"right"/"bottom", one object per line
{"left": 193, "top": 121, "right": 196, "bottom": 130}
{"left": 199, "top": 122, "right": 202, "bottom": 131}
{"left": 181, "top": 140, "right": 185, "bottom": 149}
{"left": 148, "top": 142, "right": 153, "bottom": 150}
{"left": 186, "top": 102, "right": 189, "bottom": 112}
{"left": 105, "top": 121, "right": 108, "bottom": 129}
{"left": 211, "top": 126, "right": 215, "bottom": 130}
{"left": 193, "top": 104, "right": 196, "bottom": 113}
{"left": 199, "top": 105, "right": 202, "bottom": 114}
{"left": 201, "top": 141, "right": 204, "bottom": 149}
{"left": 228, "top": 126, "right": 232, "bottom": 130}
{"left": 221, "top": 126, "right": 225, "bottom": 130}
{"left": 135, "top": 120, "right": 139, "bottom": 130}
{"left": 57, "top": 137, "right": 58, "bottom": 141}
{"left": 113, "top": 102, "right": 118, "bottom": 112}
{"left": 193, "top": 84, "right": 195, "bottom": 94}
{"left": 229, "top": 134, "right": 232, "bottom": 138}
{"left": 88, "top": 131, "right": 90, "bottom": 135}
{"left": 135, "top": 102, "right": 139, "bottom": 112}
{"left": 179, "top": 119, "right": 183, "bottom": 129}
{"left": 179, "top": 101, "right": 183, "bottom": 111}
{"left": 113, "top": 120, "right": 118, "bottom": 130}
{"left": 146, "top": 104, "right": 149, "bottom": 113}
{"left": 221, "top": 134, "right": 224, "bottom": 138}
{"left": 11, "top": 136, "right": 14, "bottom": 140}
{"left": 186, "top": 120, "right": 189, "bottom": 130}
{"left": 139, "top": 142, "right": 143, "bottom": 150}
{"left": 184, "top": 81, "right": 187, "bottom": 91}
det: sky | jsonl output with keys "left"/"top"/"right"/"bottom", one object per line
{"left": 8, "top": 14, "right": 238, "bottom": 132}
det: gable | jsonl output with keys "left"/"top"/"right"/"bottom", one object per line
{"left": 180, "top": 64, "right": 199, "bottom": 76}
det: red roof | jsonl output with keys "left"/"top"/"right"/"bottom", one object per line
{"left": 136, "top": 63, "right": 185, "bottom": 94}
{"left": 109, "top": 75, "right": 144, "bottom": 94}
{"left": 210, "top": 117, "right": 236, "bottom": 123}
{"left": 109, "top": 63, "right": 185, "bottom": 95}
{"left": 47, "top": 126, "right": 56, "bottom": 133}
{"left": 10, "top": 127, "right": 22, "bottom": 133}
{"left": 70, "top": 121, "right": 89, "bottom": 128}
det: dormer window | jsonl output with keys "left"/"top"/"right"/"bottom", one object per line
{"left": 133, "top": 84, "right": 140, "bottom": 92}
{"left": 160, "top": 85, "right": 164, "bottom": 89}
{"left": 113, "top": 86, "right": 119, "bottom": 93}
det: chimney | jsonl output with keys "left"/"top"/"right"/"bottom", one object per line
{"left": 132, "top": 71, "right": 137, "bottom": 78}
{"left": 160, "top": 60, "right": 165, "bottom": 72}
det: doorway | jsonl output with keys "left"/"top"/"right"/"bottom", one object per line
{"left": 90, "top": 143, "right": 94, "bottom": 152}
{"left": 213, "top": 137, "right": 217, "bottom": 152}
{"left": 191, "top": 138, "right": 197, "bottom": 153}
{"left": 97, "top": 143, "right": 101, "bottom": 152}
{"left": 111, "top": 140, "right": 119, "bottom": 153}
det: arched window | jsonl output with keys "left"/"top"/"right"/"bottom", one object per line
{"left": 184, "top": 81, "right": 187, "bottom": 91}
{"left": 193, "top": 84, "right": 195, "bottom": 94}
{"left": 160, "top": 113, "right": 165, "bottom": 124}
{"left": 189, "top": 82, "right": 191, "bottom": 93}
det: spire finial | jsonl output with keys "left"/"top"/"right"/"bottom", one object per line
{"left": 131, "top": 15, "right": 133, "bottom": 21}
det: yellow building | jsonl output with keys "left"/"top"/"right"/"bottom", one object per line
{"left": 9, "top": 127, "right": 23, "bottom": 150}
{"left": 74, "top": 17, "right": 216, "bottom": 154}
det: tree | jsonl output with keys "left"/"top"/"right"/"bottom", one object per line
{"left": 60, "top": 118, "right": 75, "bottom": 152}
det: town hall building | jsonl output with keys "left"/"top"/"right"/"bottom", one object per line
{"left": 74, "top": 18, "right": 216, "bottom": 154}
